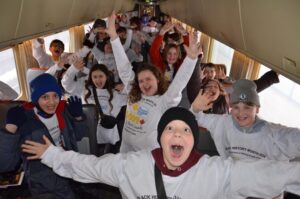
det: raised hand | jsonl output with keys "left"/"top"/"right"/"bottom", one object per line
{"left": 69, "top": 56, "right": 85, "bottom": 71}
{"left": 174, "top": 23, "right": 187, "bottom": 35}
{"left": 67, "top": 96, "right": 83, "bottom": 118}
{"left": 21, "top": 135, "right": 51, "bottom": 160}
{"left": 184, "top": 33, "right": 202, "bottom": 59}
{"left": 5, "top": 106, "right": 27, "bottom": 133}
{"left": 159, "top": 22, "right": 174, "bottom": 36}
{"left": 105, "top": 10, "right": 118, "bottom": 40}
{"left": 191, "top": 89, "right": 214, "bottom": 113}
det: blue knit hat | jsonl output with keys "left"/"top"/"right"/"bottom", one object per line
{"left": 30, "top": 73, "right": 62, "bottom": 103}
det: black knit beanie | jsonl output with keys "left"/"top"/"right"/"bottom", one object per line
{"left": 157, "top": 107, "right": 199, "bottom": 147}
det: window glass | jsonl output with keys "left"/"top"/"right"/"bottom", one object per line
{"left": 44, "top": 30, "right": 70, "bottom": 53}
{"left": 210, "top": 40, "right": 234, "bottom": 76}
{"left": 258, "top": 65, "right": 300, "bottom": 128}
{"left": 0, "top": 48, "right": 19, "bottom": 100}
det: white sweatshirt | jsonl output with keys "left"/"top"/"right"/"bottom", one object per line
{"left": 85, "top": 88, "right": 127, "bottom": 144}
{"left": 41, "top": 145, "right": 300, "bottom": 199}
{"left": 61, "top": 65, "right": 90, "bottom": 97}
{"left": 192, "top": 111, "right": 300, "bottom": 161}
{"left": 111, "top": 37, "right": 197, "bottom": 152}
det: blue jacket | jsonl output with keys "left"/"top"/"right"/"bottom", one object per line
{"left": 0, "top": 100, "right": 86, "bottom": 199}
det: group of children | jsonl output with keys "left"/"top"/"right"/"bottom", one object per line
{"left": 1, "top": 10, "right": 300, "bottom": 199}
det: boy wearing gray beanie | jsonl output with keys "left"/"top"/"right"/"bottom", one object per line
{"left": 191, "top": 79, "right": 300, "bottom": 162}
{"left": 192, "top": 79, "right": 300, "bottom": 198}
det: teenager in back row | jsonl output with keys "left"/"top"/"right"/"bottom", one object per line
{"left": 106, "top": 11, "right": 202, "bottom": 152}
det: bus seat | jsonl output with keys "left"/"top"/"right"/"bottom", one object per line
{"left": 195, "top": 127, "right": 219, "bottom": 156}
{"left": 26, "top": 68, "right": 46, "bottom": 98}
{"left": 81, "top": 104, "right": 99, "bottom": 156}
{"left": 0, "top": 100, "right": 25, "bottom": 128}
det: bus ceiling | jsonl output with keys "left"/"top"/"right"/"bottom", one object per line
{"left": 0, "top": 0, "right": 300, "bottom": 83}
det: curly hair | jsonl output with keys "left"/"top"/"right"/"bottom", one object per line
{"left": 84, "top": 64, "right": 115, "bottom": 113}
{"left": 128, "top": 63, "right": 169, "bottom": 104}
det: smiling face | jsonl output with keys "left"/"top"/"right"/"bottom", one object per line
{"left": 37, "top": 92, "right": 60, "bottom": 114}
{"left": 91, "top": 70, "right": 107, "bottom": 89}
{"left": 203, "top": 80, "right": 221, "bottom": 101}
{"left": 166, "top": 47, "right": 179, "bottom": 65}
{"left": 161, "top": 120, "right": 194, "bottom": 170}
{"left": 137, "top": 70, "right": 159, "bottom": 96}
{"left": 203, "top": 67, "right": 216, "bottom": 80}
{"left": 230, "top": 102, "right": 259, "bottom": 128}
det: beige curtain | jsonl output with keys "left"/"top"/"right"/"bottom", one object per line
{"left": 69, "top": 25, "right": 85, "bottom": 53}
{"left": 200, "top": 33, "right": 211, "bottom": 63}
{"left": 230, "top": 51, "right": 261, "bottom": 80}
{"left": 13, "top": 40, "right": 39, "bottom": 100}
{"left": 14, "top": 40, "right": 39, "bottom": 70}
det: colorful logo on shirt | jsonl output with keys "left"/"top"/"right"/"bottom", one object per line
{"left": 126, "top": 103, "right": 148, "bottom": 125}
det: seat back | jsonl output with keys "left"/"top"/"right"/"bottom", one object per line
{"left": 81, "top": 104, "right": 99, "bottom": 156}
{"left": 195, "top": 128, "right": 219, "bottom": 156}
{"left": 0, "top": 100, "right": 25, "bottom": 128}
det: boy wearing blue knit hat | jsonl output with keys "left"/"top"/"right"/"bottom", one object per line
{"left": 0, "top": 73, "right": 86, "bottom": 198}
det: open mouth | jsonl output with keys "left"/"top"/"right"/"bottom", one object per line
{"left": 144, "top": 86, "right": 151, "bottom": 93}
{"left": 171, "top": 144, "right": 183, "bottom": 158}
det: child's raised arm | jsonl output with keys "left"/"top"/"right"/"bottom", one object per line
{"left": 191, "top": 89, "right": 214, "bottom": 113}
{"left": 105, "top": 11, "right": 118, "bottom": 41}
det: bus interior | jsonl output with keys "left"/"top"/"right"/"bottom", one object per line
{"left": 0, "top": 0, "right": 300, "bottom": 198}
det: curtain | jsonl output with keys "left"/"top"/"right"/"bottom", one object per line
{"left": 230, "top": 51, "right": 261, "bottom": 80}
{"left": 69, "top": 25, "right": 85, "bottom": 53}
{"left": 199, "top": 33, "right": 211, "bottom": 63}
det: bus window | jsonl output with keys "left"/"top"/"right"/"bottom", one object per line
{"left": 44, "top": 30, "right": 70, "bottom": 53}
{"left": 258, "top": 65, "right": 300, "bottom": 128}
{"left": 210, "top": 40, "right": 234, "bottom": 76}
{"left": 0, "top": 48, "right": 19, "bottom": 100}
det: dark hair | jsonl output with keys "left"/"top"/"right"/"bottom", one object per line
{"left": 215, "top": 64, "right": 227, "bottom": 75}
{"left": 117, "top": 26, "right": 127, "bottom": 34}
{"left": 201, "top": 62, "right": 216, "bottom": 70}
{"left": 200, "top": 79, "right": 229, "bottom": 114}
{"left": 50, "top": 39, "right": 64, "bottom": 51}
{"left": 130, "top": 16, "right": 141, "bottom": 31}
{"left": 128, "top": 63, "right": 169, "bottom": 104}
{"left": 97, "top": 37, "right": 110, "bottom": 52}
{"left": 164, "top": 32, "right": 181, "bottom": 44}
{"left": 84, "top": 64, "right": 115, "bottom": 112}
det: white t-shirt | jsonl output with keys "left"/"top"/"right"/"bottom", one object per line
{"left": 111, "top": 37, "right": 197, "bottom": 152}
{"left": 35, "top": 108, "right": 63, "bottom": 146}
{"left": 85, "top": 88, "right": 127, "bottom": 144}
